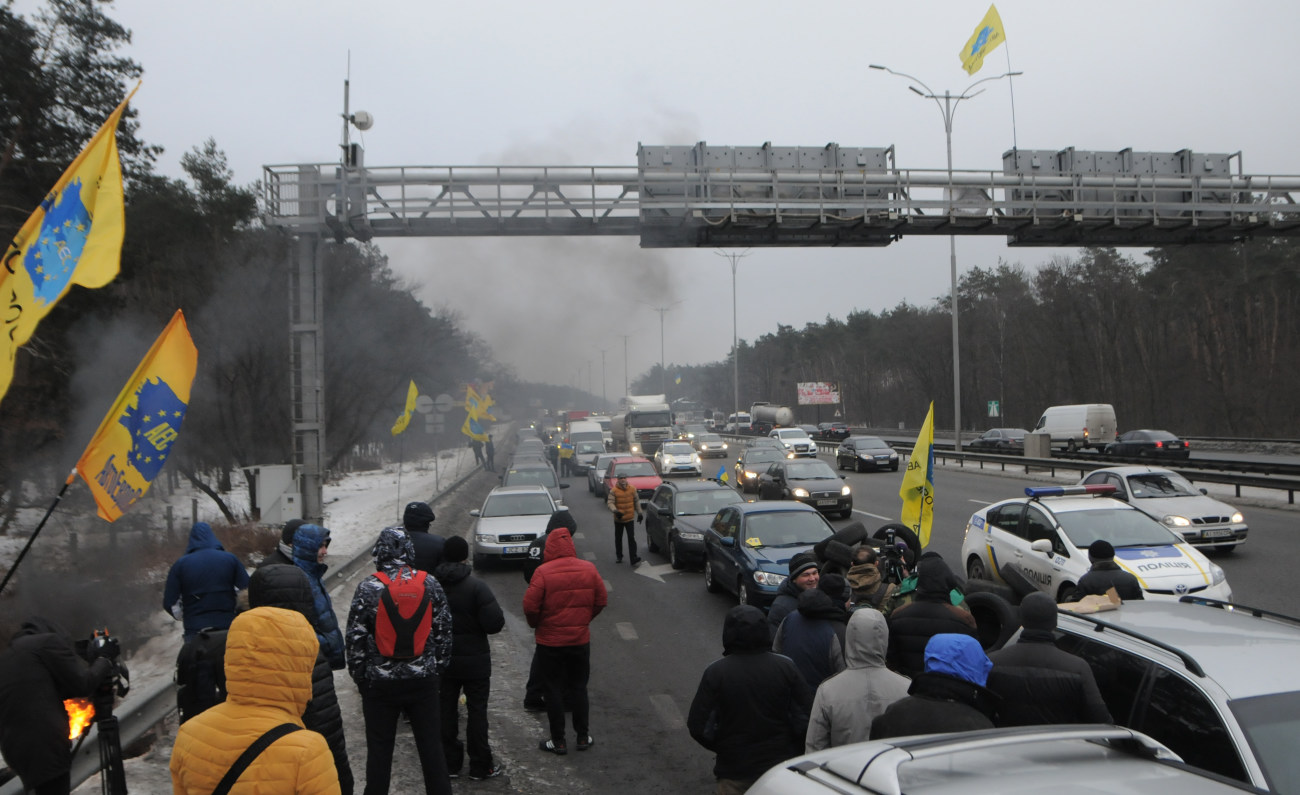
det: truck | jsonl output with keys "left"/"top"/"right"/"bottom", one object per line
{"left": 750, "top": 403, "right": 795, "bottom": 433}
{"left": 612, "top": 395, "right": 674, "bottom": 455}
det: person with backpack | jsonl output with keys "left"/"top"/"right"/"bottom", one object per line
{"left": 345, "top": 526, "right": 454, "bottom": 795}
{"left": 290, "top": 523, "right": 346, "bottom": 670}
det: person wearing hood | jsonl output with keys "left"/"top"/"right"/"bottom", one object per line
{"left": 395, "top": 501, "right": 444, "bottom": 574}
{"left": 522, "top": 509, "right": 578, "bottom": 713}
{"left": 524, "top": 527, "right": 607, "bottom": 755}
{"left": 433, "top": 536, "right": 506, "bottom": 780}
{"left": 987, "top": 592, "right": 1112, "bottom": 726}
{"left": 886, "top": 556, "right": 977, "bottom": 678}
{"left": 163, "top": 521, "right": 250, "bottom": 640}
{"left": 767, "top": 551, "right": 820, "bottom": 641}
{"left": 688, "top": 605, "right": 812, "bottom": 793}
{"left": 257, "top": 518, "right": 306, "bottom": 570}
{"left": 345, "top": 526, "right": 454, "bottom": 795}
{"left": 171, "top": 606, "right": 340, "bottom": 795}
{"left": 805, "top": 609, "right": 910, "bottom": 752}
{"left": 248, "top": 564, "right": 355, "bottom": 795}
{"left": 870, "top": 633, "right": 999, "bottom": 739}
{"left": 0, "top": 617, "right": 115, "bottom": 795}
{"left": 772, "top": 573, "right": 852, "bottom": 689}
{"left": 291, "top": 523, "right": 346, "bottom": 670}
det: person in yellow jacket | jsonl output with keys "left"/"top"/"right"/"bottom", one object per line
{"left": 605, "top": 473, "right": 644, "bottom": 565}
{"left": 170, "top": 606, "right": 341, "bottom": 794}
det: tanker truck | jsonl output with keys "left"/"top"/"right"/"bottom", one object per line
{"left": 750, "top": 403, "right": 795, "bottom": 434}
{"left": 612, "top": 394, "right": 674, "bottom": 454}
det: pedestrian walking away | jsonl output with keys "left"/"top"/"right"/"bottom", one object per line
{"left": 885, "top": 556, "right": 976, "bottom": 678}
{"left": 484, "top": 435, "right": 496, "bottom": 472}
{"left": 394, "top": 501, "right": 444, "bottom": 574}
{"left": 163, "top": 521, "right": 250, "bottom": 641}
{"left": 522, "top": 510, "right": 579, "bottom": 713}
{"left": 606, "top": 473, "right": 643, "bottom": 565}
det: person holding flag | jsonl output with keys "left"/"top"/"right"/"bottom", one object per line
{"left": 899, "top": 402, "right": 936, "bottom": 550}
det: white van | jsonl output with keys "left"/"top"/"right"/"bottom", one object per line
{"left": 566, "top": 420, "right": 605, "bottom": 447}
{"left": 1033, "top": 404, "right": 1117, "bottom": 451}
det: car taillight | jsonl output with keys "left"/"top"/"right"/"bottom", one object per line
{"left": 1185, "top": 440, "right": 1191, "bottom": 449}
{"left": 1155, "top": 441, "right": 1164, "bottom": 448}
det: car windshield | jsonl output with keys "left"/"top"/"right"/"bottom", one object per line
{"left": 575, "top": 441, "right": 605, "bottom": 454}
{"left": 482, "top": 493, "right": 553, "bottom": 517}
{"left": 776, "top": 429, "right": 810, "bottom": 439}
{"left": 612, "top": 462, "right": 657, "bottom": 477}
{"left": 1054, "top": 507, "right": 1183, "bottom": 548}
{"left": 697, "top": 433, "right": 722, "bottom": 443}
{"left": 594, "top": 455, "right": 620, "bottom": 471}
{"left": 785, "top": 461, "right": 838, "bottom": 480}
{"left": 744, "top": 451, "right": 783, "bottom": 465}
{"left": 1127, "top": 472, "right": 1200, "bottom": 498}
{"left": 630, "top": 411, "right": 672, "bottom": 427}
{"left": 661, "top": 444, "right": 694, "bottom": 456}
{"left": 676, "top": 490, "right": 742, "bottom": 515}
{"left": 743, "top": 511, "right": 833, "bottom": 548}
{"left": 855, "top": 438, "right": 891, "bottom": 449}
{"left": 503, "top": 468, "right": 557, "bottom": 488}
{"left": 1228, "top": 690, "right": 1300, "bottom": 792}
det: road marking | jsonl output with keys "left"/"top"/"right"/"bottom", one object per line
{"left": 573, "top": 532, "right": 586, "bottom": 541}
{"left": 853, "top": 509, "right": 894, "bottom": 521}
{"left": 634, "top": 562, "right": 679, "bottom": 583}
{"left": 582, "top": 551, "right": 597, "bottom": 561}
{"left": 603, "top": 578, "right": 613, "bottom": 593}
{"left": 968, "top": 499, "right": 991, "bottom": 505}
{"left": 650, "top": 693, "right": 685, "bottom": 730}
{"left": 615, "top": 621, "right": 638, "bottom": 641}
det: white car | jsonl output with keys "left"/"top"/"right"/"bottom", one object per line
{"left": 653, "top": 441, "right": 702, "bottom": 477}
{"left": 470, "top": 485, "right": 561, "bottom": 565}
{"left": 769, "top": 427, "right": 816, "bottom": 457}
{"left": 1080, "top": 467, "right": 1247, "bottom": 552}
{"left": 960, "top": 484, "right": 1231, "bottom": 603}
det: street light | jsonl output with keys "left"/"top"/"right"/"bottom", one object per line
{"left": 648, "top": 301, "right": 682, "bottom": 394}
{"left": 869, "top": 64, "right": 1021, "bottom": 451}
{"left": 715, "top": 249, "right": 750, "bottom": 421}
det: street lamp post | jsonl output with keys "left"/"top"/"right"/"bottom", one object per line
{"left": 869, "top": 64, "right": 1021, "bottom": 451}
{"left": 716, "top": 250, "right": 750, "bottom": 422}
{"left": 650, "top": 302, "right": 681, "bottom": 395}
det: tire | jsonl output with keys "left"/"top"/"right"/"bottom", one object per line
{"left": 669, "top": 536, "right": 685, "bottom": 570}
{"left": 838, "top": 509, "right": 852, "bottom": 520}
{"left": 966, "top": 555, "right": 988, "bottom": 581}
{"left": 965, "top": 591, "right": 1019, "bottom": 652}
{"left": 999, "top": 565, "right": 1039, "bottom": 602}
{"left": 704, "top": 559, "right": 723, "bottom": 593}
{"left": 964, "top": 577, "right": 1017, "bottom": 603}
{"left": 873, "top": 524, "right": 922, "bottom": 566}
{"left": 855, "top": 459, "right": 864, "bottom": 473}
{"left": 1057, "top": 582, "right": 1077, "bottom": 603}
{"left": 891, "top": 463, "right": 899, "bottom": 472}
{"left": 1066, "top": 439, "right": 1078, "bottom": 453}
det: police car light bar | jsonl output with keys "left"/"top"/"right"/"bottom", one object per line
{"left": 1025, "top": 484, "right": 1117, "bottom": 498}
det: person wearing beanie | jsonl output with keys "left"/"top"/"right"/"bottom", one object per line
{"left": 885, "top": 557, "right": 977, "bottom": 678}
{"left": 772, "top": 573, "right": 852, "bottom": 689}
{"left": 870, "top": 634, "right": 999, "bottom": 739}
{"left": 1066, "top": 539, "right": 1144, "bottom": 602}
{"left": 433, "top": 536, "right": 506, "bottom": 780}
{"left": 259, "top": 518, "right": 306, "bottom": 569}
{"left": 986, "top": 592, "right": 1111, "bottom": 727}
{"left": 400, "top": 500, "right": 445, "bottom": 574}
{"left": 767, "top": 552, "right": 821, "bottom": 641}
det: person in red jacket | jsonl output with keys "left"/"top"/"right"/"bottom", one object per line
{"left": 523, "top": 527, "right": 608, "bottom": 756}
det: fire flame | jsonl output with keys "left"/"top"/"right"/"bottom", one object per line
{"left": 64, "top": 698, "right": 94, "bottom": 739}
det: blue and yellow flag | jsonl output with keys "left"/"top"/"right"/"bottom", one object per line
{"left": 391, "top": 380, "right": 419, "bottom": 436}
{"left": 899, "top": 401, "right": 936, "bottom": 548}
{"left": 461, "top": 383, "right": 492, "bottom": 442}
{"left": 72, "top": 309, "right": 198, "bottom": 522}
{"left": 960, "top": 4, "right": 1006, "bottom": 75}
{"left": 715, "top": 464, "right": 729, "bottom": 484}
{"left": 0, "top": 86, "right": 138, "bottom": 405}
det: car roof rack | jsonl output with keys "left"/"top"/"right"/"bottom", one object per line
{"left": 1061, "top": 609, "right": 1206, "bottom": 677}
{"left": 1178, "top": 596, "right": 1300, "bottom": 629}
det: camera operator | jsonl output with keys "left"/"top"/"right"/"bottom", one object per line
{"left": 0, "top": 616, "right": 115, "bottom": 795}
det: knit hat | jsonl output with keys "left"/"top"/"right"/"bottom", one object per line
{"left": 818, "top": 573, "right": 851, "bottom": 604}
{"left": 443, "top": 535, "right": 469, "bottom": 563}
{"left": 280, "top": 518, "right": 306, "bottom": 546}
{"left": 788, "top": 552, "right": 818, "bottom": 579}
{"left": 1088, "top": 539, "right": 1115, "bottom": 560}
{"left": 1019, "top": 591, "right": 1058, "bottom": 632}
{"left": 403, "top": 501, "right": 436, "bottom": 530}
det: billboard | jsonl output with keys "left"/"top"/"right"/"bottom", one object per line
{"left": 797, "top": 382, "right": 840, "bottom": 405}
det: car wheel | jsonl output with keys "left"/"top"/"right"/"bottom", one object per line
{"left": 1066, "top": 439, "right": 1078, "bottom": 453}
{"left": 966, "top": 556, "right": 987, "bottom": 581}
{"left": 473, "top": 551, "right": 488, "bottom": 569}
{"left": 704, "top": 559, "right": 723, "bottom": 593}
{"left": 669, "top": 536, "right": 685, "bottom": 570}
{"left": 1057, "top": 582, "right": 1077, "bottom": 602}
{"left": 838, "top": 509, "right": 852, "bottom": 520}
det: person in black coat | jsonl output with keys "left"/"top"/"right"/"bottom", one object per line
{"left": 688, "top": 605, "right": 813, "bottom": 792}
{"left": 987, "top": 592, "right": 1112, "bottom": 726}
{"left": 772, "top": 574, "right": 851, "bottom": 689}
{"left": 886, "top": 556, "right": 978, "bottom": 677}
{"left": 434, "top": 536, "right": 506, "bottom": 780}
{"left": 400, "top": 501, "right": 445, "bottom": 574}
{"left": 247, "top": 564, "right": 355, "bottom": 795}
{"left": 870, "top": 633, "right": 999, "bottom": 740}
{"left": 1067, "top": 540, "right": 1145, "bottom": 602}
{"left": 0, "top": 616, "right": 114, "bottom": 795}
{"left": 767, "top": 552, "right": 821, "bottom": 641}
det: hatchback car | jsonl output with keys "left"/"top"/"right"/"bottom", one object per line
{"left": 734, "top": 448, "right": 788, "bottom": 494}
{"left": 834, "top": 435, "right": 900, "bottom": 472}
{"left": 587, "top": 452, "right": 623, "bottom": 497}
{"left": 653, "top": 441, "right": 703, "bottom": 477}
{"left": 815, "top": 421, "right": 850, "bottom": 441}
{"left": 692, "top": 432, "right": 730, "bottom": 459}
{"left": 702, "top": 502, "right": 834, "bottom": 607}
{"left": 960, "top": 484, "right": 1231, "bottom": 603}
{"left": 602, "top": 457, "right": 663, "bottom": 500}
{"left": 645, "top": 479, "right": 743, "bottom": 569}
{"left": 499, "top": 462, "right": 569, "bottom": 504}
{"left": 1105, "top": 429, "right": 1191, "bottom": 459}
{"left": 968, "top": 427, "right": 1028, "bottom": 453}
{"left": 1080, "top": 467, "right": 1247, "bottom": 552}
{"left": 756, "top": 458, "right": 852, "bottom": 518}
{"left": 769, "top": 427, "right": 817, "bottom": 457}
{"left": 469, "top": 484, "right": 561, "bottom": 565}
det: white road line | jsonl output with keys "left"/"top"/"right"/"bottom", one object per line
{"left": 968, "top": 499, "right": 991, "bottom": 505}
{"left": 634, "top": 562, "right": 677, "bottom": 583}
{"left": 603, "top": 578, "right": 613, "bottom": 593}
{"left": 853, "top": 509, "right": 894, "bottom": 521}
{"left": 615, "top": 621, "right": 638, "bottom": 641}
{"left": 650, "top": 693, "right": 685, "bottom": 730}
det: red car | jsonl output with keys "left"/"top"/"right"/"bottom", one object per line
{"left": 602, "top": 457, "right": 663, "bottom": 500}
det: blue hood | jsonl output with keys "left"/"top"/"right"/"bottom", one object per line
{"left": 185, "top": 521, "right": 224, "bottom": 554}
{"left": 924, "top": 633, "right": 992, "bottom": 686}
{"left": 291, "top": 523, "right": 330, "bottom": 562}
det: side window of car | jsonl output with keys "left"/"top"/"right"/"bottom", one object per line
{"left": 712, "top": 508, "right": 737, "bottom": 538}
{"left": 987, "top": 504, "right": 1023, "bottom": 538}
{"left": 1082, "top": 472, "right": 1107, "bottom": 486}
{"left": 1053, "top": 633, "right": 1149, "bottom": 726}
{"left": 1024, "top": 507, "right": 1061, "bottom": 553}
{"left": 652, "top": 488, "right": 671, "bottom": 512}
{"left": 1141, "top": 667, "right": 1247, "bottom": 782}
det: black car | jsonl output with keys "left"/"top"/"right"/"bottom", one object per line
{"left": 756, "top": 458, "right": 852, "bottom": 518}
{"left": 733, "top": 448, "right": 787, "bottom": 493}
{"left": 968, "top": 427, "right": 1028, "bottom": 453}
{"left": 816, "top": 422, "right": 851, "bottom": 441}
{"left": 644, "top": 479, "right": 744, "bottom": 569}
{"left": 1104, "top": 430, "right": 1191, "bottom": 459}
{"left": 834, "top": 435, "right": 900, "bottom": 472}
{"left": 702, "top": 502, "right": 835, "bottom": 607}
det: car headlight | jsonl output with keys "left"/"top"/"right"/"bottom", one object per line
{"left": 678, "top": 531, "right": 704, "bottom": 541}
{"left": 631, "top": 444, "right": 640, "bottom": 453}
{"left": 889, "top": 453, "right": 898, "bottom": 460}
{"left": 752, "top": 570, "right": 786, "bottom": 587}
{"left": 841, "top": 485, "right": 852, "bottom": 496}
{"left": 786, "top": 452, "right": 796, "bottom": 459}
{"left": 1210, "top": 562, "right": 1227, "bottom": 586}
{"left": 1161, "top": 515, "right": 1191, "bottom": 528}
{"left": 721, "top": 443, "right": 728, "bottom": 450}
{"left": 475, "top": 534, "right": 494, "bottom": 543}
{"left": 792, "top": 488, "right": 810, "bottom": 498}
{"left": 662, "top": 456, "right": 674, "bottom": 465}
{"left": 744, "top": 470, "right": 758, "bottom": 479}
{"left": 1231, "top": 512, "right": 1244, "bottom": 524}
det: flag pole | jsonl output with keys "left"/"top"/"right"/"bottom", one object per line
{"left": 395, "top": 432, "right": 405, "bottom": 521}
{"left": 1004, "top": 44, "right": 1019, "bottom": 152}
{"left": 0, "top": 473, "right": 74, "bottom": 596}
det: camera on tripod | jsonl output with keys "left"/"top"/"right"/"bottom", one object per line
{"left": 878, "top": 527, "right": 909, "bottom": 586}
{"left": 76, "top": 629, "right": 130, "bottom": 703}
{"left": 73, "top": 629, "right": 130, "bottom": 795}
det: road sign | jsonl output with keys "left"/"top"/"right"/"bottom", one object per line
{"left": 433, "top": 393, "right": 455, "bottom": 413}
{"left": 988, "top": 400, "right": 1000, "bottom": 418}
{"left": 415, "top": 394, "right": 434, "bottom": 414}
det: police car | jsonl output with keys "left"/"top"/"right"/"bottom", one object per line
{"left": 960, "top": 485, "right": 1232, "bottom": 603}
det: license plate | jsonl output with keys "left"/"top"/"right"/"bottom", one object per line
{"left": 503, "top": 545, "right": 530, "bottom": 555}
{"left": 817, "top": 499, "right": 838, "bottom": 506}
{"left": 1202, "top": 529, "right": 1231, "bottom": 538}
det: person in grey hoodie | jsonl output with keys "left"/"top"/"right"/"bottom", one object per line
{"left": 805, "top": 609, "right": 911, "bottom": 752}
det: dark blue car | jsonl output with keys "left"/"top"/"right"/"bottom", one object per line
{"left": 702, "top": 502, "right": 834, "bottom": 608}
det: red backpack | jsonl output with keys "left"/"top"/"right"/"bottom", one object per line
{"left": 374, "top": 567, "right": 433, "bottom": 658}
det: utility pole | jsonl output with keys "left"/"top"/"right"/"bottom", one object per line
{"left": 620, "top": 334, "right": 630, "bottom": 398}
{"left": 598, "top": 347, "right": 608, "bottom": 411}
{"left": 715, "top": 249, "right": 750, "bottom": 421}
{"left": 648, "top": 302, "right": 682, "bottom": 395}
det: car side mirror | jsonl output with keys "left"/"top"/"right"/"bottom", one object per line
{"left": 658, "top": 507, "right": 672, "bottom": 516}
{"left": 1199, "top": 488, "right": 1208, "bottom": 495}
{"left": 470, "top": 509, "right": 481, "bottom": 517}
{"left": 721, "top": 537, "right": 735, "bottom": 548}
{"left": 1030, "top": 538, "right": 1053, "bottom": 555}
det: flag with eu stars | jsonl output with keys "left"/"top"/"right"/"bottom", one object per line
{"left": 0, "top": 86, "right": 138, "bottom": 406}
{"left": 72, "top": 309, "right": 197, "bottom": 522}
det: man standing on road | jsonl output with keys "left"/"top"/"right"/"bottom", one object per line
{"left": 1067, "top": 540, "right": 1144, "bottom": 602}
{"left": 606, "top": 473, "right": 643, "bottom": 565}
{"left": 767, "top": 552, "right": 819, "bottom": 641}
{"left": 484, "top": 435, "right": 496, "bottom": 472}
{"left": 163, "top": 521, "right": 250, "bottom": 642}
{"left": 395, "top": 501, "right": 444, "bottom": 574}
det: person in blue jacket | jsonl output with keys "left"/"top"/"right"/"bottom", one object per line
{"left": 291, "top": 522, "right": 347, "bottom": 670}
{"left": 163, "top": 522, "right": 250, "bottom": 641}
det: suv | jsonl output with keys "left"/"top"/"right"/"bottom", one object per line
{"left": 1041, "top": 597, "right": 1300, "bottom": 791}
{"left": 769, "top": 427, "right": 816, "bottom": 457}
{"left": 749, "top": 724, "right": 1265, "bottom": 794}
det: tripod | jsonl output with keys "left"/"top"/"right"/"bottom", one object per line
{"left": 92, "top": 686, "right": 127, "bottom": 795}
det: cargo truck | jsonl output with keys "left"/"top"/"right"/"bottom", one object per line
{"left": 612, "top": 394, "right": 674, "bottom": 454}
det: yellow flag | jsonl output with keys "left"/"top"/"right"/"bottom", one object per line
{"left": 461, "top": 384, "right": 490, "bottom": 442}
{"left": 390, "top": 380, "right": 419, "bottom": 435}
{"left": 0, "top": 86, "right": 138, "bottom": 405}
{"left": 72, "top": 309, "right": 198, "bottom": 522}
{"left": 899, "top": 401, "right": 936, "bottom": 548}
{"left": 960, "top": 4, "right": 1006, "bottom": 75}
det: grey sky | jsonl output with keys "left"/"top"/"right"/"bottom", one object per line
{"left": 49, "top": 0, "right": 1300, "bottom": 390}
